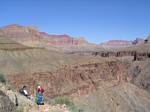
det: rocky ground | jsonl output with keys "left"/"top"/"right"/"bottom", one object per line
{"left": 0, "top": 83, "right": 71, "bottom": 112}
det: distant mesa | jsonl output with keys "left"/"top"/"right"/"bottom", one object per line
{"left": 100, "top": 37, "right": 147, "bottom": 48}
{"left": 100, "top": 40, "right": 133, "bottom": 48}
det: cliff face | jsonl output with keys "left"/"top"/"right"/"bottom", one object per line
{"left": 0, "top": 24, "right": 88, "bottom": 47}
{"left": 101, "top": 40, "right": 133, "bottom": 48}
{"left": 9, "top": 60, "right": 129, "bottom": 98}
{"left": 40, "top": 32, "right": 88, "bottom": 46}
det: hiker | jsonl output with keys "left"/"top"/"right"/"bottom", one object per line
{"left": 35, "top": 85, "right": 44, "bottom": 105}
{"left": 19, "top": 86, "right": 30, "bottom": 99}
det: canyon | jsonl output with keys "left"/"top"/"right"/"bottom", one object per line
{"left": 0, "top": 24, "right": 150, "bottom": 112}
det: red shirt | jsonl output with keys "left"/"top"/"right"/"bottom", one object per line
{"left": 37, "top": 88, "right": 44, "bottom": 93}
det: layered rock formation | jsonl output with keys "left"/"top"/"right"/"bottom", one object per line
{"left": 101, "top": 40, "right": 132, "bottom": 48}
{"left": 40, "top": 32, "right": 87, "bottom": 46}
{"left": 9, "top": 60, "right": 129, "bottom": 98}
{"left": 0, "top": 24, "right": 88, "bottom": 47}
{"left": 100, "top": 37, "right": 145, "bottom": 48}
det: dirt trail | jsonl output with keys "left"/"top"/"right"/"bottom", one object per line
{"left": 29, "top": 104, "right": 70, "bottom": 112}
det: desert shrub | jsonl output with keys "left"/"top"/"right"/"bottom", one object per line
{"left": 0, "top": 73, "right": 6, "bottom": 83}
{"left": 51, "top": 96, "right": 78, "bottom": 112}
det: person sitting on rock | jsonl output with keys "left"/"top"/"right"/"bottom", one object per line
{"left": 19, "top": 86, "right": 30, "bottom": 99}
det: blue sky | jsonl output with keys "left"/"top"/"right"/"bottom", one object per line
{"left": 0, "top": 0, "right": 150, "bottom": 43}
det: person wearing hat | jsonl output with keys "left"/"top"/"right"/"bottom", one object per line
{"left": 35, "top": 85, "right": 44, "bottom": 105}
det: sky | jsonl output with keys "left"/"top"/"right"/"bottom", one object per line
{"left": 0, "top": 0, "right": 150, "bottom": 44}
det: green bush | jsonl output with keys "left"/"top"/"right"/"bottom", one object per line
{"left": 0, "top": 73, "right": 6, "bottom": 83}
{"left": 51, "top": 96, "right": 78, "bottom": 112}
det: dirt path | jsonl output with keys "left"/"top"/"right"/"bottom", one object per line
{"left": 29, "top": 104, "right": 70, "bottom": 112}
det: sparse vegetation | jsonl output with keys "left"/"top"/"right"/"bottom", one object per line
{"left": 16, "top": 107, "right": 24, "bottom": 112}
{"left": 51, "top": 96, "right": 78, "bottom": 112}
